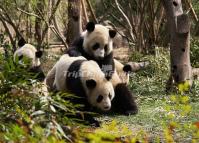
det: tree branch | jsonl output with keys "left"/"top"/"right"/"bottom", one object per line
{"left": 16, "top": 7, "right": 42, "bottom": 19}
{"left": 85, "top": 0, "right": 97, "bottom": 23}
{"left": 114, "top": 0, "right": 135, "bottom": 42}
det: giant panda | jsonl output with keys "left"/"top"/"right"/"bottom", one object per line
{"left": 45, "top": 54, "right": 115, "bottom": 126}
{"left": 46, "top": 56, "right": 138, "bottom": 118}
{"left": 67, "top": 22, "right": 117, "bottom": 80}
{"left": 14, "top": 38, "right": 45, "bottom": 82}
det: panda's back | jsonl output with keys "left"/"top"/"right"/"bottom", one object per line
{"left": 14, "top": 44, "right": 37, "bottom": 60}
{"left": 54, "top": 54, "right": 104, "bottom": 94}
{"left": 54, "top": 55, "right": 86, "bottom": 91}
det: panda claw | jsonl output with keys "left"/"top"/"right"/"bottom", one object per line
{"left": 90, "top": 120, "right": 101, "bottom": 127}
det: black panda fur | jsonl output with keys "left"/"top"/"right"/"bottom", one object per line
{"left": 111, "top": 83, "right": 138, "bottom": 115}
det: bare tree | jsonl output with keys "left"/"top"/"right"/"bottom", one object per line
{"left": 101, "top": 0, "right": 165, "bottom": 54}
{"left": 35, "top": 0, "right": 44, "bottom": 50}
{"left": 162, "top": 0, "right": 199, "bottom": 91}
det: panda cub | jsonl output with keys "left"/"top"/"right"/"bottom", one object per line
{"left": 45, "top": 54, "right": 115, "bottom": 125}
{"left": 14, "top": 38, "right": 45, "bottom": 81}
{"left": 67, "top": 22, "right": 116, "bottom": 80}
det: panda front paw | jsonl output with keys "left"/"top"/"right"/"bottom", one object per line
{"left": 90, "top": 120, "right": 101, "bottom": 127}
{"left": 84, "top": 114, "right": 101, "bottom": 127}
{"left": 124, "top": 108, "right": 138, "bottom": 116}
{"left": 124, "top": 105, "right": 138, "bottom": 115}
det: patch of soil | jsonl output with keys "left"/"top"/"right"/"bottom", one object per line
{"left": 113, "top": 46, "right": 131, "bottom": 63}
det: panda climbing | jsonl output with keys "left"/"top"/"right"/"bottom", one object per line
{"left": 45, "top": 54, "right": 115, "bottom": 126}
{"left": 14, "top": 38, "right": 45, "bottom": 81}
{"left": 67, "top": 22, "right": 117, "bottom": 80}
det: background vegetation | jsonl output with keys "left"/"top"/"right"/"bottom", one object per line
{"left": 0, "top": 0, "right": 199, "bottom": 142}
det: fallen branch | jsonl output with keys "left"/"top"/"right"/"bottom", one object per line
{"left": 17, "top": 7, "right": 41, "bottom": 19}
{"left": 85, "top": 0, "right": 97, "bottom": 23}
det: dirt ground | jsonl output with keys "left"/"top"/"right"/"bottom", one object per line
{"left": 113, "top": 47, "right": 130, "bottom": 62}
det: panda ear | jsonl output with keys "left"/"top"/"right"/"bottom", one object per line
{"left": 123, "top": 64, "right": 132, "bottom": 73}
{"left": 35, "top": 51, "right": 43, "bottom": 58}
{"left": 109, "top": 30, "right": 116, "bottom": 38}
{"left": 86, "top": 22, "right": 95, "bottom": 32}
{"left": 18, "top": 38, "right": 26, "bottom": 47}
{"left": 86, "top": 79, "right": 97, "bottom": 89}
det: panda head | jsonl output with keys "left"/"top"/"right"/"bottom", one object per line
{"left": 82, "top": 22, "right": 116, "bottom": 60}
{"left": 83, "top": 76, "right": 115, "bottom": 111}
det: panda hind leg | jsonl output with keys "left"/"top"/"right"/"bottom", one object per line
{"left": 111, "top": 83, "right": 138, "bottom": 115}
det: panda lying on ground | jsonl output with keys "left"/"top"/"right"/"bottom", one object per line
{"left": 45, "top": 54, "right": 138, "bottom": 125}
{"left": 45, "top": 54, "right": 115, "bottom": 126}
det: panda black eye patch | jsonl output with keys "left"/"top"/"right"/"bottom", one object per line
{"left": 104, "top": 44, "right": 108, "bottom": 51}
{"left": 108, "top": 93, "right": 111, "bottom": 99}
{"left": 97, "top": 95, "right": 103, "bottom": 103}
{"left": 92, "top": 43, "right": 100, "bottom": 50}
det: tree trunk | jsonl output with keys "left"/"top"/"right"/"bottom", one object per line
{"left": 46, "top": 0, "right": 52, "bottom": 47}
{"left": 162, "top": 0, "right": 192, "bottom": 91}
{"left": 67, "top": 0, "right": 82, "bottom": 45}
{"left": 85, "top": 0, "right": 97, "bottom": 23}
{"left": 35, "top": 0, "right": 44, "bottom": 50}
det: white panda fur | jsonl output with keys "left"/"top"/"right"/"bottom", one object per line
{"left": 45, "top": 54, "right": 115, "bottom": 112}
{"left": 67, "top": 22, "right": 116, "bottom": 80}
